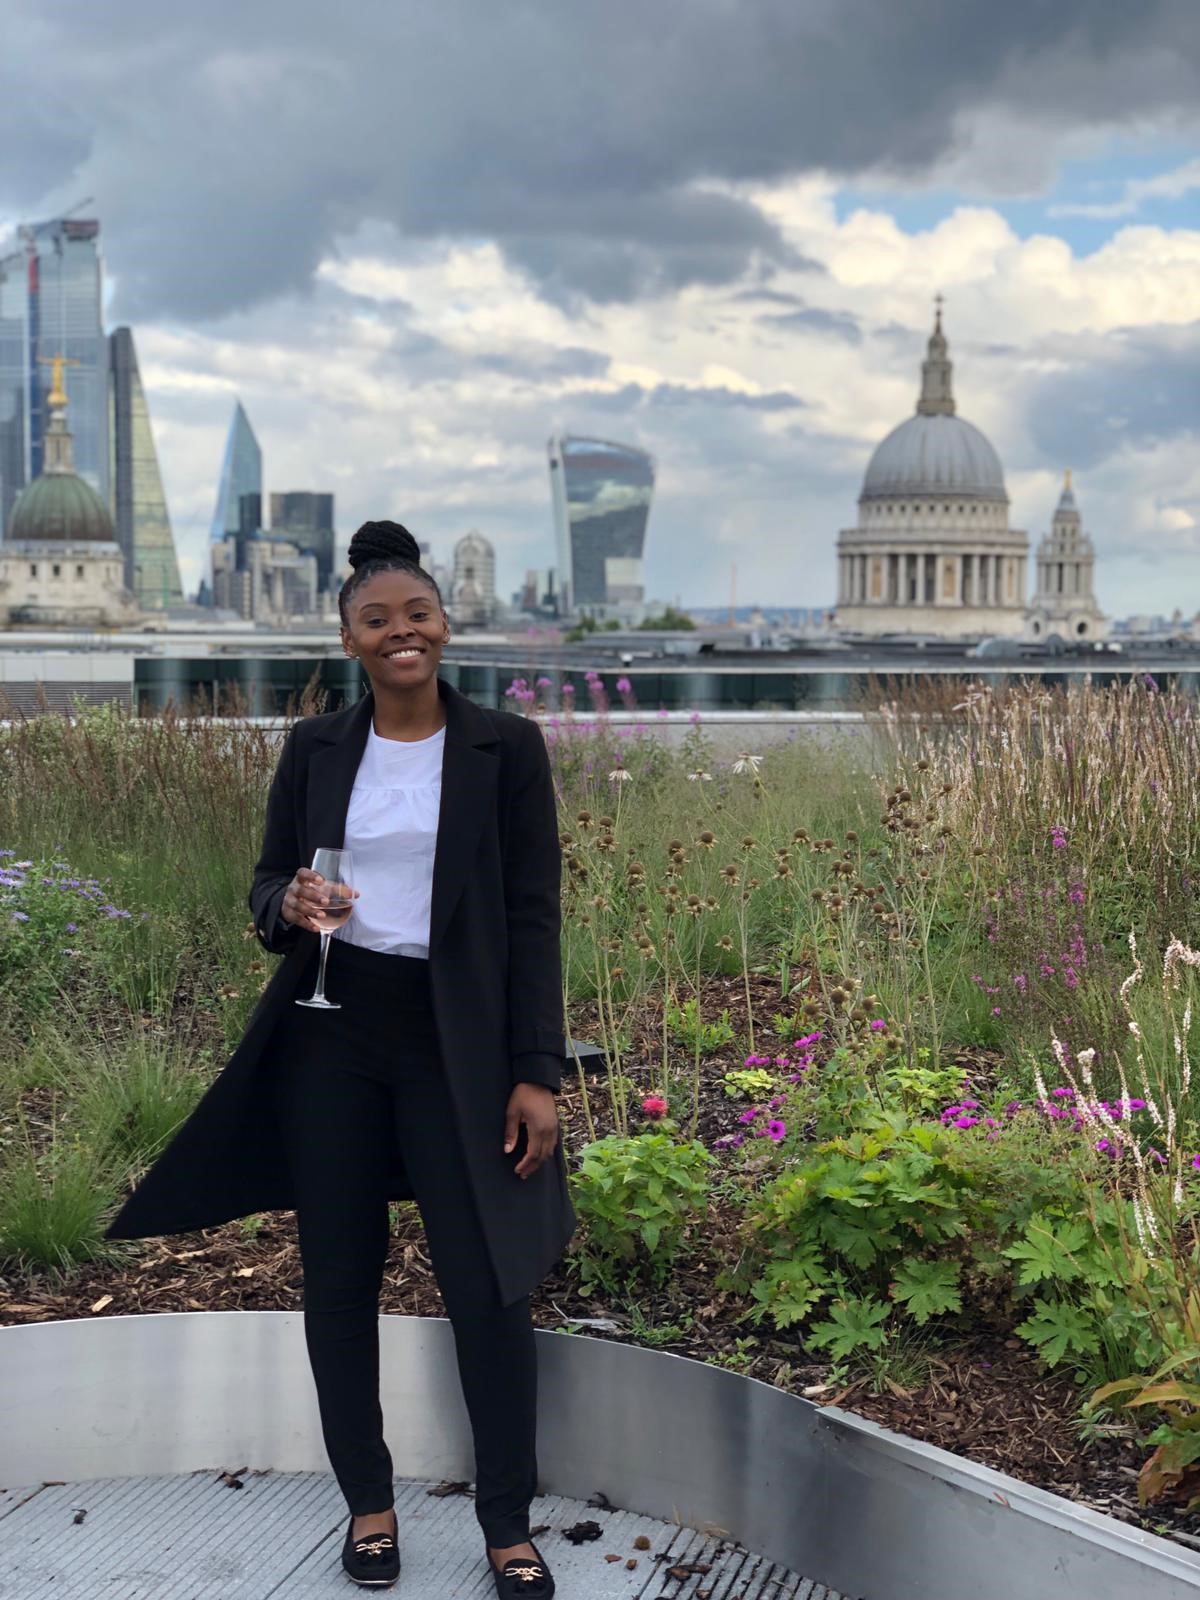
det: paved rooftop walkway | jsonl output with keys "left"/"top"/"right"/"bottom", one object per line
{"left": 0, "top": 1469, "right": 847, "bottom": 1598}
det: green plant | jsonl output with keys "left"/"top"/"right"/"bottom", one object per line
{"left": 807, "top": 1293, "right": 891, "bottom": 1360}
{"left": 625, "top": 1299, "right": 694, "bottom": 1347}
{"left": 666, "top": 996, "right": 734, "bottom": 1055}
{"left": 722, "top": 1067, "right": 777, "bottom": 1101}
{"left": 705, "top": 1336, "right": 760, "bottom": 1371}
{"left": 568, "top": 1131, "right": 713, "bottom": 1296}
{"left": 0, "top": 1135, "right": 126, "bottom": 1274}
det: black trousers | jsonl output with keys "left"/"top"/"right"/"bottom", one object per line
{"left": 267, "top": 936, "right": 538, "bottom": 1547}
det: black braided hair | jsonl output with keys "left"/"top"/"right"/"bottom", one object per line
{"left": 338, "top": 519, "right": 443, "bottom": 629}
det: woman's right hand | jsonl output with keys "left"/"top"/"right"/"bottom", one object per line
{"left": 279, "top": 867, "right": 359, "bottom": 933}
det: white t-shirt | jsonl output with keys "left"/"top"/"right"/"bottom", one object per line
{"left": 332, "top": 720, "right": 445, "bottom": 958}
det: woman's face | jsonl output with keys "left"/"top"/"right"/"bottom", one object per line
{"left": 341, "top": 569, "right": 449, "bottom": 693}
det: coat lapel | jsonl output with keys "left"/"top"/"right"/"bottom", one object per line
{"left": 304, "top": 678, "right": 498, "bottom": 952}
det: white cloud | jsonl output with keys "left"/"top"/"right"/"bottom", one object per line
{"left": 138, "top": 184, "right": 1199, "bottom": 618}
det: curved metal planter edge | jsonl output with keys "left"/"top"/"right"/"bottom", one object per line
{"left": 1, "top": 1311, "right": 1197, "bottom": 1600}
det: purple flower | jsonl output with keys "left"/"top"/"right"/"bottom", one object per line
{"left": 953, "top": 1115, "right": 980, "bottom": 1129}
{"left": 767, "top": 1119, "right": 787, "bottom": 1142}
{"left": 10, "top": 910, "right": 29, "bottom": 922}
{"left": 615, "top": 677, "right": 632, "bottom": 695}
{"left": 737, "top": 1107, "right": 759, "bottom": 1124}
{"left": 65, "top": 922, "right": 77, "bottom": 933}
{"left": 1051, "top": 1087, "right": 1074, "bottom": 1099}
{"left": 869, "top": 1018, "right": 886, "bottom": 1031}
{"left": 535, "top": 676, "right": 552, "bottom": 689}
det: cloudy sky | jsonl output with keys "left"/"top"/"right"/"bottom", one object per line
{"left": 2, "top": 0, "right": 1198, "bottom": 615}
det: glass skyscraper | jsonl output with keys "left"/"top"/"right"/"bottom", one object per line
{"left": 547, "top": 434, "right": 655, "bottom": 615}
{"left": 0, "top": 218, "right": 108, "bottom": 536}
{"left": 270, "top": 490, "right": 335, "bottom": 590}
{"left": 210, "top": 400, "right": 263, "bottom": 554}
{"left": 109, "top": 326, "right": 184, "bottom": 608}
{"left": 0, "top": 242, "right": 30, "bottom": 535}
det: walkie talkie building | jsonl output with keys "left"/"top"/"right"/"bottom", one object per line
{"left": 547, "top": 434, "right": 655, "bottom": 618}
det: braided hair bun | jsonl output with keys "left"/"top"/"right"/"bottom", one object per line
{"left": 347, "top": 519, "right": 420, "bottom": 570}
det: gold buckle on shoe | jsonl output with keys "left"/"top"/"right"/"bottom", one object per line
{"left": 354, "top": 1536, "right": 394, "bottom": 1557}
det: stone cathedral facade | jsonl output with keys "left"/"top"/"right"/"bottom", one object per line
{"left": 835, "top": 309, "right": 1030, "bottom": 639}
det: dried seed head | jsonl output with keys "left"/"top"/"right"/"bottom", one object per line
{"left": 697, "top": 830, "right": 716, "bottom": 849}
{"left": 717, "top": 934, "right": 734, "bottom": 951}
{"left": 598, "top": 816, "right": 615, "bottom": 829}
{"left": 576, "top": 810, "right": 593, "bottom": 827}
{"left": 916, "top": 759, "right": 930, "bottom": 772}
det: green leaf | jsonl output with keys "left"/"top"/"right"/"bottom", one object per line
{"left": 807, "top": 1295, "right": 891, "bottom": 1361}
{"left": 1016, "top": 1297, "right": 1100, "bottom": 1367}
{"left": 1002, "top": 1215, "right": 1090, "bottom": 1287}
{"left": 891, "top": 1258, "right": 963, "bottom": 1325}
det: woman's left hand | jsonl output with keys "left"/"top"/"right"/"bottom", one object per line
{"left": 504, "top": 1083, "right": 559, "bottom": 1179}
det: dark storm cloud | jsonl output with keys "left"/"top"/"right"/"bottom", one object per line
{"left": 763, "top": 307, "right": 863, "bottom": 343}
{"left": 476, "top": 346, "right": 612, "bottom": 380}
{"left": 1026, "top": 326, "right": 1200, "bottom": 468}
{"left": 3, "top": 0, "right": 1196, "bottom": 319}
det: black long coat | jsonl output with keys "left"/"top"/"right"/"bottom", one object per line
{"left": 104, "top": 678, "right": 578, "bottom": 1308}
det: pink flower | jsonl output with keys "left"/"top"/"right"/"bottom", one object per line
{"left": 767, "top": 1119, "right": 787, "bottom": 1142}
{"left": 869, "top": 1018, "right": 886, "bottom": 1031}
{"left": 642, "top": 1095, "right": 669, "bottom": 1119}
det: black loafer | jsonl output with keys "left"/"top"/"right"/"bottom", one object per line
{"left": 341, "top": 1513, "right": 401, "bottom": 1587}
{"left": 487, "top": 1537, "right": 555, "bottom": 1597}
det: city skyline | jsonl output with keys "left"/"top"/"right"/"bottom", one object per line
{"left": 0, "top": 2, "right": 1195, "bottom": 615}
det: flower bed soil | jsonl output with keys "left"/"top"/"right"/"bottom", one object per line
{"left": 3, "top": 971, "right": 1199, "bottom": 1554}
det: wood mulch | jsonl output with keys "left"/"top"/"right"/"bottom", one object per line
{"left": 3, "top": 970, "right": 1199, "bottom": 1556}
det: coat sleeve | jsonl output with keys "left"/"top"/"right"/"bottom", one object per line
{"left": 248, "top": 722, "right": 305, "bottom": 957}
{"left": 503, "top": 717, "right": 565, "bottom": 1094}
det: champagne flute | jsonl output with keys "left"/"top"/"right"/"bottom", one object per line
{"left": 296, "top": 847, "right": 355, "bottom": 1009}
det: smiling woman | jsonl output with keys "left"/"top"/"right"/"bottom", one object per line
{"left": 105, "top": 518, "right": 573, "bottom": 1594}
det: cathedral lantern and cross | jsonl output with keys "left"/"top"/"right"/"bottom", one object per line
{"left": 36, "top": 351, "right": 84, "bottom": 474}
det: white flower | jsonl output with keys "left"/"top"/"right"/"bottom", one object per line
{"left": 686, "top": 770, "right": 713, "bottom": 782}
{"left": 608, "top": 766, "right": 633, "bottom": 783}
{"left": 731, "top": 751, "right": 762, "bottom": 775}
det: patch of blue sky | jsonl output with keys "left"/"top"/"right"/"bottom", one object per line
{"left": 832, "top": 137, "right": 1199, "bottom": 256}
